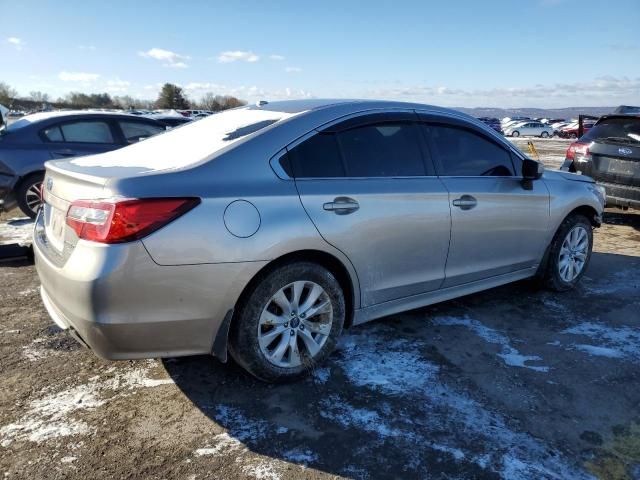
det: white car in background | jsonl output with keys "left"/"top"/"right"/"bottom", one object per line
{"left": 504, "top": 121, "right": 554, "bottom": 138}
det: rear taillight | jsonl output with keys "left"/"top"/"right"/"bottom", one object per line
{"left": 565, "top": 142, "right": 590, "bottom": 162}
{"left": 66, "top": 197, "right": 200, "bottom": 244}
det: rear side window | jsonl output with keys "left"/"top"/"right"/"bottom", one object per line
{"left": 337, "top": 123, "right": 426, "bottom": 177}
{"left": 289, "top": 132, "right": 345, "bottom": 178}
{"left": 60, "top": 121, "right": 114, "bottom": 143}
{"left": 42, "top": 126, "right": 64, "bottom": 142}
{"left": 581, "top": 117, "right": 640, "bottom": 145}
{"left": 119, "top": 121, "right": 165, "bottom": 144}
{"left": 424, "top": 124, "right": 514, "bottom": 176}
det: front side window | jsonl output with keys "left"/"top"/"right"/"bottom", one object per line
{"left": 119, "top": 121, "right": 165, "bottom": 144}
{"left": 60, "top": 121, "right": 114, "bottom": 143}
{"left": 425, "top": 124, "right": 515, "bottom": 177}
{"left": 336, "top": 123, "right": 426, "bottom": 177}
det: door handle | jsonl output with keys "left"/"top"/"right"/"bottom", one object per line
{"left": 452, "top": 195, "right": 477, "bottom": 210}
{"left": 323, "top": 197, "right": 360, "bottom": 215}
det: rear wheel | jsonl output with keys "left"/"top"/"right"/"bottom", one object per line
{"left": 541, "top": 214, "right": 593, "bottom": 291}
{"left": 17, "top": 173, "right": 44, "bottom": 219}
{"left": 229, "top": 262, "right": 345, "bottom": 382}
{"left": 540, "top": 131, "right": 549, "bottom": 138}
{"left": 511, "top": 130, "right": 520, "bottom": 137}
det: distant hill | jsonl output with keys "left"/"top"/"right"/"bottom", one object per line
{"left": 453, "top": 106, "right": 616, "bottom": 120}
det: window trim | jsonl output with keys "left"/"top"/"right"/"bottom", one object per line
{"left": 283, "top": 110, "right": 437, "bottom": 180}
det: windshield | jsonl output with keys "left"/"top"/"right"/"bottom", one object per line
{"left": 70, "top": 106, "right": 302, "bottom": 172}
{"left": 582, "top": 117, "right": 640, "bottom": 145}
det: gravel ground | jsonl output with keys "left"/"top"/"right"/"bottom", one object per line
{"left": 0, "top": 141, "right": 639, "bottom": 480}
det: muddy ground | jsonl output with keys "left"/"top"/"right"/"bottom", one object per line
{"left": 0, "top": 140, "right": 639, "bottom": 480}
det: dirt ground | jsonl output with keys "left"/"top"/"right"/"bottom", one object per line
{"left": 0, "top": 142, "right": 639, "bottom": 480}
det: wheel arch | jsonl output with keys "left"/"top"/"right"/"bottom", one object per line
{"left": 232, "top": 249, "right": 358, "bottom": 330}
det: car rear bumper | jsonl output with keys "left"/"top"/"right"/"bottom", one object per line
{"left": 598, "top": 181, "right": 640, "bottom": 209}
{"left": 34, "top": 221, "right": 267, "bottom": 360}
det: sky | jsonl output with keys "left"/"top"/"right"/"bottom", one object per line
{"left": 1, "top": 0, "right": 639, "bottom": 108}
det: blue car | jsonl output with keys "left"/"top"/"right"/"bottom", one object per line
{"left": 0, "top": 111, "right": 166, "bottom": 217}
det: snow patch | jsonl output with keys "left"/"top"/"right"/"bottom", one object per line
{"left": 332, "top": 323, "right": 591, "bottom": 479}
{"left": 562, "top": 322, "right": 640, "bottom": 361}
{"left": 282, "top": 448, "right": 319, "bottom": 464}
{"left": 311, "top": 367, "right": 330, "bottom": 384}
{"left": 242, "top": 462, "right": 281, "bottom": 480}
{"left": 432, "top": 316, "right": 550, "bottom": 372}
{"left": 194, "top": 433, "right": 243, "bottom": 457}
{"left": 61, "top": 456, "right": 77, "bottom": 463}
{"left": 0, "top": 362, "right": 174, "bottom": 446}
{"left": 0, "top": 218, "right": 33, "bottom": 246}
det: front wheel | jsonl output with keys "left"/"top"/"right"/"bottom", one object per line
{"left": 540, "top": 131, "right": 549, "bottom": 138}
{"left": 17, "top": 173, "right": 44, "bottom": 219}
{"left": 541, "top": 214, "right": 593, "bottom": 291}
{"left": 511, "top": 130, "right": 520, "bottom": 137}
{"left": 229, "top": 262, "right": 345, "bottom": 382}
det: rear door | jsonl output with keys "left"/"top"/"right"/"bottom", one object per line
{"left": 42, "top": 119, "right": 120, "bottom": 160}
{"left": 419, "top": 114, "right": 549, "bottom": 287}
{"left": 291, "top": 111, "right": 451, "bottom": 307}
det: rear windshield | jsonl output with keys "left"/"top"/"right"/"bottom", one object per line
{"left": 70, "top": 107, "right": 301, "bottom": 171}
{"left": 582, "top": 117, "right": 640, "bottom": 145}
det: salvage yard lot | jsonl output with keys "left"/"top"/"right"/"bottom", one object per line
{"left": 1, "top": 140, "right": 639, "bottom": 479}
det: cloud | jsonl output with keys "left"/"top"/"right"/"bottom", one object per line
{"left": 78, "top": 45, "right": 96, "bottom": 51}
{"left": 7, "top": 37, "right": 23, "bottom": 50}
{"left": 105, "top": 79, "right": 131, "bottom": 93}
{"left": 139, "top": 48, "right": 190, "bottom": 68}
{"left": 355, "top": 76, "right": 640, "bottom": 108}
{"left": 184, "top": 82, "right": 225, "bottom": 92}
{"left": 269, "top": 54, "right": 285, "bottom": 61}
{"left": 218, "top": 50, "right": 259, "bottom": 63}
{"left": 165, "top": 61, "right": 188, "bottom": 69}
{"left": 58, "top": 71, "right": 100, "bottom": 82}
{"left": 285, "top": 66, "right": 302, "bottom": 73}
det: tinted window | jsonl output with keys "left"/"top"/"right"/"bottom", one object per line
{"left": 60, "top": 121, "right": 114, "bottom": 143}
{"left": 120, "top": 121, "right": 165, "bottom": 144}
{"left": 42, "top": 126, "right": 64, "bottom": 142}
{"left": 425, "top": 124, "right": 514, "bottom": 176}
{"left": 289, "top": 132, "right": 345, "bottom": 178}
{"left": 582, "top": 117, "right": 640, "bottom": 145}
{"left": 337, "top": 123, "right": 425, "bottom": 177}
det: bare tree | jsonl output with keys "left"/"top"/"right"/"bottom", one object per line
{"left": 29, "top": 91, "right": 50, "bottom": 103}
{"left": 0, "top": 82, "right": 18, "bottom": 106}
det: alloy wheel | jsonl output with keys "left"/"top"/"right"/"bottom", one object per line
{"left": 258, "top": 281, "right": 333, "bottom": 368}
{"left": 25, "top": 182, "right": 43, "bottom": 214}
{"left": 558, "top": 226, "right": 589, "bottom": 282}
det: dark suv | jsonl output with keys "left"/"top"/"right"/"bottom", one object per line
{"left": 0, "top": 112, "right": 166, "bottom": 217}
{"left": 560, "top": 114, "right": 640, "bottom": 209}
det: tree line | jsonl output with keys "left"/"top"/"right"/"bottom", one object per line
{"left": 0, "top": 81, "right": 246, "bottom": 111}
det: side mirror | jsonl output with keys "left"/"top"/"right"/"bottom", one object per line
{"left": 522, "top": 159, "right": 544, "bottom": 180}
{"left": 521, "top": 159, "right": 544, "bottom": 190}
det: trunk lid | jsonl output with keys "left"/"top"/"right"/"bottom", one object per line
{"left": 585, "top": 142, "right": 640, "bottom": 188}
{"left": 39, "top": 162, "right": 109, "bottom": 258}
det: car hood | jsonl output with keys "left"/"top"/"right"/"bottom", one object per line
{"left": 544, "top": 169, "right": 594, "bottom": 183}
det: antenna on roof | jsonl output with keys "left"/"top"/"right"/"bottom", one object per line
{"left": 256, "top": 100, "right": 269, "bottom": 107}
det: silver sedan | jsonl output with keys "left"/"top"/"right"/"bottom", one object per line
{"left": 34, "top": 99, "right": 605, "bottom": 382}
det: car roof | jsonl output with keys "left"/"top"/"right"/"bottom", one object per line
{"left": 8, "top": 110, "right": 154, "bottom": 130}
{"left": 246, "top": 98, "right": 466, "bottom": 116}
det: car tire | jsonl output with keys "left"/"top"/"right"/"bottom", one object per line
{"left": 540, "top": 214, "right": 593, "bottom": 292}
{"left": 541, "top": 131, "right": 549, "bottom": 138}
{"left": 512, "top": 131, "right": 520, "bottom": 137}
{"left": 16, "top": 172, "right": 45, "bottom": 219}
{"left": 228, "top": 262, "right": 345, "bottom": 383}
